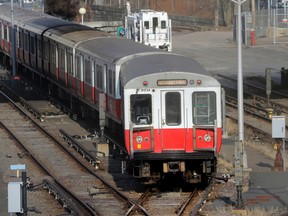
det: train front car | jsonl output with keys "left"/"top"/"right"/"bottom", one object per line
{"left": 121, "top": 53, "right": 222, "bottom": 184}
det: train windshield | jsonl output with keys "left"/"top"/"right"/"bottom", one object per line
{"left": 130, "top": 94, "right": 152, "bottom": 125}
{"left": 192, "top": 92, "right": 216, "bottom": 125}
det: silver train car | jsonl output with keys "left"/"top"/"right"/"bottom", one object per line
{"left": 0, "top": 4, "right": 223, "bottom": 184}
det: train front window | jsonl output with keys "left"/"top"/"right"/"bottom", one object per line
{"left": 192, "top": 92, "right": 216, "bottom": 125}
{"left": 166, "top": 92, "right": 181, "bottom": 126}
{"left": 130, "top": 94, "right": 152, "bottom": 125}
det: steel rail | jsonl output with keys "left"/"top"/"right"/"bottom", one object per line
{"left": 190, "top": 180, "right": 215, "bottom": 216}
{"left": 125, "top": 188, "right": 152, "bottom": 216}
{"left": 0, "top": 90, "right": 149, "bottom": 215}
{"left": 176, "top": 188, "right": 198, "bottom": 216}
{"left": 0, "top": 120, "right": 96, "bottom": 215}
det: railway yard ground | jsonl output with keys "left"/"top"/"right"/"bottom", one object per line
{"left": 172, "top": 28, "right": 288, "bottom": 215}
{"left": 1, "top": 28, "right": 288, "bottom": 215}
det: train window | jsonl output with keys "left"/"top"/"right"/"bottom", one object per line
{"left": 9, "top": 26, "right": 11, "bottom": 42}
{"left": 192, "top": 92, "right": 216, "bottom": 125}
{"left": 85, "top": 59, "right": 91, "bottom": 84}
{"left": 75, "top": 56, "right": 81, "bottom": 79}
{"left": 108, "top": 69, "right": 115, "bottom": 96}
{"left": 153, "top": 17, "right": 158, "bottom": 28}
{"left": 18, "top": 31, "right": 22, "bottom": 48}
{"left": 43, "top": 41, "right": 49, "bottom": 60}
{"left": 144, "top": 21, "right": 149, "bottom": 29}
{"left": 24, "top": 33, "right": 29, "bottom": 52}
{"left": 165, "top": 92, "right": 181, "bottom": 126}
{"left": 161, "top": 21, "right": 166, "bottom": 29}
{"left": 30, "top": 35, "right": 35, "bottom": 54}
{"left": 59, "top": 48, "right": 65, "bottom": 70}
{"left": 96, "top": 64, "right": 103, "bottom": 90}
{"left": 130, "top": 94, "right": 152, "bottom": 125}
{"left": 37, "top": 38, "right": 41, "bottom": 58}
{"left": 4, "top": 25, "right": 7, "bottom": 40}
{"left": 67, "top": 52, "right": 72, "bottom": 75}
{"left": 50, "top": 44, "right": 56, "bottom": 64}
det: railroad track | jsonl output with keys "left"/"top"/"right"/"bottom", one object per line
{"left": 219, "top": 75, "right": 288, "bottom": 133}
{"left": 218, "top": 74, "right": 288, "bottom": 140}
{"left": 218, "top": 74, "right": 288, "bottom": 115}
{"left": 125, "top": 180, "right": 215, "bottom": 216}
{"left": 0, "top": 91, "right": 150, "bottom": 215}
{"left": 0, "top": 76, "right": 225, "bottom": 215}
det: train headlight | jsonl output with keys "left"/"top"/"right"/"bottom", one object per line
{"left": 204, "top": 134, "right": 211, "bottom": 142}
{"left": 136, "top": 136, "right": 143, "bottom": 143}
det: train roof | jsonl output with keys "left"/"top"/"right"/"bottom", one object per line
{"left": 78, "top": 37, "right": 159, "bottom": 61}
{"left": 0, "top": 4, "right": 215, "bottom": 86}
{"left": 120, "top": 53, "right": 216, "bottom": 87}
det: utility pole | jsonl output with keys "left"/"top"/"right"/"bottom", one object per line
{"left": 11, "top": 0, "right": 16, "bottom": 77}
{"left": 251, "top": 0, "right": 256, "bottom": 29}
{"left": 230, "top": 0, "right": 247, "bottom": 209}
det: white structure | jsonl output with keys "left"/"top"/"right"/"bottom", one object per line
{"left": 125, "top": 3, "right": 172, "bottom": 51}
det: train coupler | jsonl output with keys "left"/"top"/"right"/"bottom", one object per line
{"left": 183, "top": 171, "right": 201, "bottom": 184}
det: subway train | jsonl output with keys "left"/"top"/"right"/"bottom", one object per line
{"left": 0, "top": 4, "right": 222, "bottom": 184}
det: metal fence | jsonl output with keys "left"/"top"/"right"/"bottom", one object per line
{"left": 235, "top": 9, "right": 288, "bottom": 45}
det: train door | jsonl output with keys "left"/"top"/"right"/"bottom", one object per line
{"left": 160, "top": 90, "right": 186, "bottom": 150}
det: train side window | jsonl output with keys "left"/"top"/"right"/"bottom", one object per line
{"left": 130, "top": 94, "right": 152, "bottom": 125}
{"left": 43, "top": 41, "right": 49, "bottom": 60}
{"left": 165, "top": 92, "right": 181, "bottom": 126}
{"left": 84, "top": 59, "right": 91, "bottom": 84}
{"left": 192, "top": 92, "right": 216, "bottom": 125}
{"left": 161, "top": 21, "right": 166, "bottom": 29}
{"left": 67, "top": 52, "right": 72, "bottom": 74}
{"left": 24, "top": 33, "right": 29, "bottom": 52}
{"left": 108, "top": 69, "right": 115, "bottom": 96}
{"left": 37, "top": 38, "right": 41, "bottom": 58}
{"left": 9, "top": 26, "right": 11, "bottom": 42}
{"left": 75, "top": 56, "right": 81, "bottom": 79}
{"left": 59, "top": 48, "right": 65, "bottom": 70}
{"left": 96, "top": 64, "right": 103, "bottom": 90}
{"left": 50, "top": 44, "right": 56, "bottom": 65}
{"left": 4, "top": 25, "right": 7, "bottom": 40}
{"left": 30, "top": 35, "right": 35, "bottom": 54}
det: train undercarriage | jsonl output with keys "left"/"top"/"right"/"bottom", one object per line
{"left": 132, "top": 154, "right": 217, "bottom": 185}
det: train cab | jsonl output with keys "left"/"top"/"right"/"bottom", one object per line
{"left": 121, "top": 53, "right": 222, "bottom": 183}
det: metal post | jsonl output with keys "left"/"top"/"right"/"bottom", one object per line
{"left": 11, "top": 0, "right": 16, "bottom": 77}
{"left": 283, "top": 138, "right": 286, "bottom": 171}
{"left": 231, "top": 0, "right": 247, "bottom": 209}
{"left": 235, "top": 141, "right": 244, "bottom": 208}
{"left": 22, "top": 171, "right": 27, "bottom": 216}
{"left": 99, "top": 93, "right": 106, "bottom": 143}
{"left": 273, "top": 8, "right": 276, "bottom": 44}
{"left": 231, "top": 0, "right": 248, "bottom": 168}
{"left": 265, "top": 68, "right": 271, "bottom": 107}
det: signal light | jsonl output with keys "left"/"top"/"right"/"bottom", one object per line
{"left": 197, "top": 80, "right": 202, "bottom": 85}
{"left": 143, "top": 81, "right": 148, "bottom": 86}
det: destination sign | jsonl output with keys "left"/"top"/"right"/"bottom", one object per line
{"left": 157, "top": 79, "right": 187, "bottom": 86}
